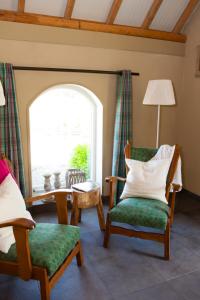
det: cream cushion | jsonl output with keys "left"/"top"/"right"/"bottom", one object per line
{"left": 120, "top": 158, "right": 172, "bottom": 204}
{"left": 0, "top": 174, "right": 33, "bottom": 253}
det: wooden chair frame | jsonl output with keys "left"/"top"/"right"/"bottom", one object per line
{"left": 104, "top": 144, "right": 180, "bottom": 260}
{"left": 0, "top": 190, "right": 83, "bottom": 300}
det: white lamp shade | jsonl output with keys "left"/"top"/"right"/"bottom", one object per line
{"left": 143, "top": 80, "right": 175, "bottom": 106}
{"left": 0, "top": 81, "right": 5, "bottom": 106}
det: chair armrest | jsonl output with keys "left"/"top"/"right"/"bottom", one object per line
{"left": 105, "top": 176, "right": 126, "bottom": 183}
{"left": 0, "top": 218, "right": 36, "bottom": 230}
{"left": 26, "top": 189, "right": 72, "bottom": 204}
{"left": 26, "top": 190, "right": 72, "bottom": 225}
{"left": 0, "top": 218, "right": 35, "bottom": 281}
{"left": 105, "top": 176, "right": 126, "bottom": 209}
{"left": 171, "top": 183, "right": 181, "bottom": 192}
{"left": 26, "top": 191, "right": 56, "bottom": 204}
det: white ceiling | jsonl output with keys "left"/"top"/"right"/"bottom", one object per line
{"left": 0, "top": 0, "right": 18, "bottom": 11}
{"left": 114, "top": 0, "right": 154, "bottom": 27}
{"left": 25, "top": 0, "right": 67, "bottom": 17}
{"left": 150, "top": 0, "right": 189, "bottom": 32}
{"left": 0, "top": 0, "right": 199, "bottom": 32}
{"left": 72, "top": 0, "right": 114, "bottom": 22}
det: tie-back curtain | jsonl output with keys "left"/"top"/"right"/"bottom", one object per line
{"left": 112, "top": 70, "right": 133, "bottom": 203}
{"left": 0, "top": 63, "right": 26, "bottom": 197}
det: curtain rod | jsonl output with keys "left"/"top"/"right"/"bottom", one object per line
{"left": 13, "top": 66, "right": 139, "bottom": 76}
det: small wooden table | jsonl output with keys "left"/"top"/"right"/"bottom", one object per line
{"left": 70, "top": 182, "right": 105, "bottom": 231}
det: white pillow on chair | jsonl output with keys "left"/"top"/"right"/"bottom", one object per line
{"left": 0, "top": 174, "right": 33, "bottom": 253}
{"left": 120, "top": 158, "right": 172, "bottom": 204}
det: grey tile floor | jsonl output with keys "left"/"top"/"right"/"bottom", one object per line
{"left": 1, "top": 191, "right": 200, "bottom": 300}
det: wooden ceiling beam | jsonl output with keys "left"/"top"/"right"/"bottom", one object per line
{"left": 18, "top": 0, "right": 25, "bottom": 13}
{"left": 142, "top": 0, "right": 163, "bottom": 29}
{"left": 106, "top": 0, "right": 123, "bottom": 24}
{"left": 64, "top": 0, "right": 75, "bottom": 19}
{"left": 0, "top": 10, "right": 186, "bottom": 43}
{"left": 0, "top": 10, "right": 79, "bottom": 29}
{"left": 80, "top": 20, "right": 186, "bottom": 43}
{"left": 173, "top": 0, "right": 199, "bottom": 33}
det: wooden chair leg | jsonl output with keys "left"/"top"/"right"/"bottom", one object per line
{"left": 70, "top": 209, "right": 75, "bottom": 225}
{"left": 170, "top": 192, "right": 176, "bottom": 225}
{"left": 103, "top": 214, "right": 111, "bottom": 248}
{"left": 164, "top": 220, "right": 170, "bottom": 260}
{"left": 78, "top": 209, "right": 82, "bottom": 223}
{"left": 39, "top": 269, "right": 50, "bottom": 300}
{"left": 76, "top": 241, "right": 83, "bottom": 266}
{"left": 70, "top": 204, "right": 79, "bottom": 226}
{"left": 96, "top": 196, "right": 106, "bottom": 231}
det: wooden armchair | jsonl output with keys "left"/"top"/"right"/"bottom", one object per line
{"left": 0, "top": 190, "right": 83, "bottom": 300}
{"left": 104, "top": 143, "right": 180, "bottom": 260}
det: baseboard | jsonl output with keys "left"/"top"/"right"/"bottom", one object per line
{"left": 101, "top": 190, "right": 200, "bottom": 204}
{"left": 28, "top": 189, "right": 200, "bottom": 215}
{"left": 28, "top": 201, "right": 56, "bottom": 214}
{"left": 28, "top": 196, "right": 109, "bottom": 214}
{"left": 101, "top": 195, "right": 109, "bottom": 203}
{"left": 181, "top": 188, "right": 200, "bottom": 200}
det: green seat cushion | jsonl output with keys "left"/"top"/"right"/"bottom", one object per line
{"left": 0, "top": 223, "right": 80, "bottom": 277}
{"left": 109, "top": 198, "right": 169, "bottom": 230}
{"left": 131, "top": 147, "right": 158, "bottom": 162}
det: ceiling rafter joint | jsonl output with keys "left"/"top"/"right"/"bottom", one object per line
{"left": 18, "top": 0, "right": 25, "bottom": 13}
{"left": 142, "top": 0, "right": 163, "bottom": 29}
{"left": 106, "top": 0, "right": 123, "bottom": 25}
{"left": 173, "top": 0, "right": 200, "bottom": 33}
{"left": 64, "top": 0, "right": 75, "bottom": 19}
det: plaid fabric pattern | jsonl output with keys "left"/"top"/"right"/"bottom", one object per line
{"left": 112, "top": 71, "right": 133, "bottom": 204}
{"left": 0, "top": 63, "right": 26, "bottom": 196}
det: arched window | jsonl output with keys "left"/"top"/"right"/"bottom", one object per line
{"left": 29, "top": 84, "right": 103, "bottom": 193}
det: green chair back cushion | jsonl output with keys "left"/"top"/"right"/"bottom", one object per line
{"left": 110, "top": 197, "right": 169, "bottom": 230}
{"left": 0, "top": 223, "right": 80, "bottom": 277}
{"left": 130, "top": 147, "right": 158, "bottom": 162}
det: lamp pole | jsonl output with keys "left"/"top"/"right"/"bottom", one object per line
{"left": 156, "top": 105, "right": 160, "bottom": 148}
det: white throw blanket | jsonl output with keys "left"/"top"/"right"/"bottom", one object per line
{"left": 150, "top": 145, "right": 182, "bottom": 191}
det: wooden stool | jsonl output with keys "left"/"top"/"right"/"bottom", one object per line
{"left": 70, "top": 182, "right": 105, "bottom": 231}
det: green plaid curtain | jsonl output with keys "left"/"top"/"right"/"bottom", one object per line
{"left": 112, "top": 70, "right": 133, "bottom": 203}
{"left": 0, "top": 63, "right": 26, "bottom": 197}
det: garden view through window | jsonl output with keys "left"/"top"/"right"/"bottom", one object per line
{"left": 29, "top": 84, "right": 102, "bottom": 193}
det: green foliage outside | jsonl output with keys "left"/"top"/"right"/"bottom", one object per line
{"left": 69, "top": 144, "right": 90, "bottom": 178}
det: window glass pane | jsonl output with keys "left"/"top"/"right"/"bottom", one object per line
{"left": 30, "top": 86, "right": 94, "bottom": 192}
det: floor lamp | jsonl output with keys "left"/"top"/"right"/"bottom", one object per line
{"left": 143, "top": 80, "right": 175, "bottom": 148}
